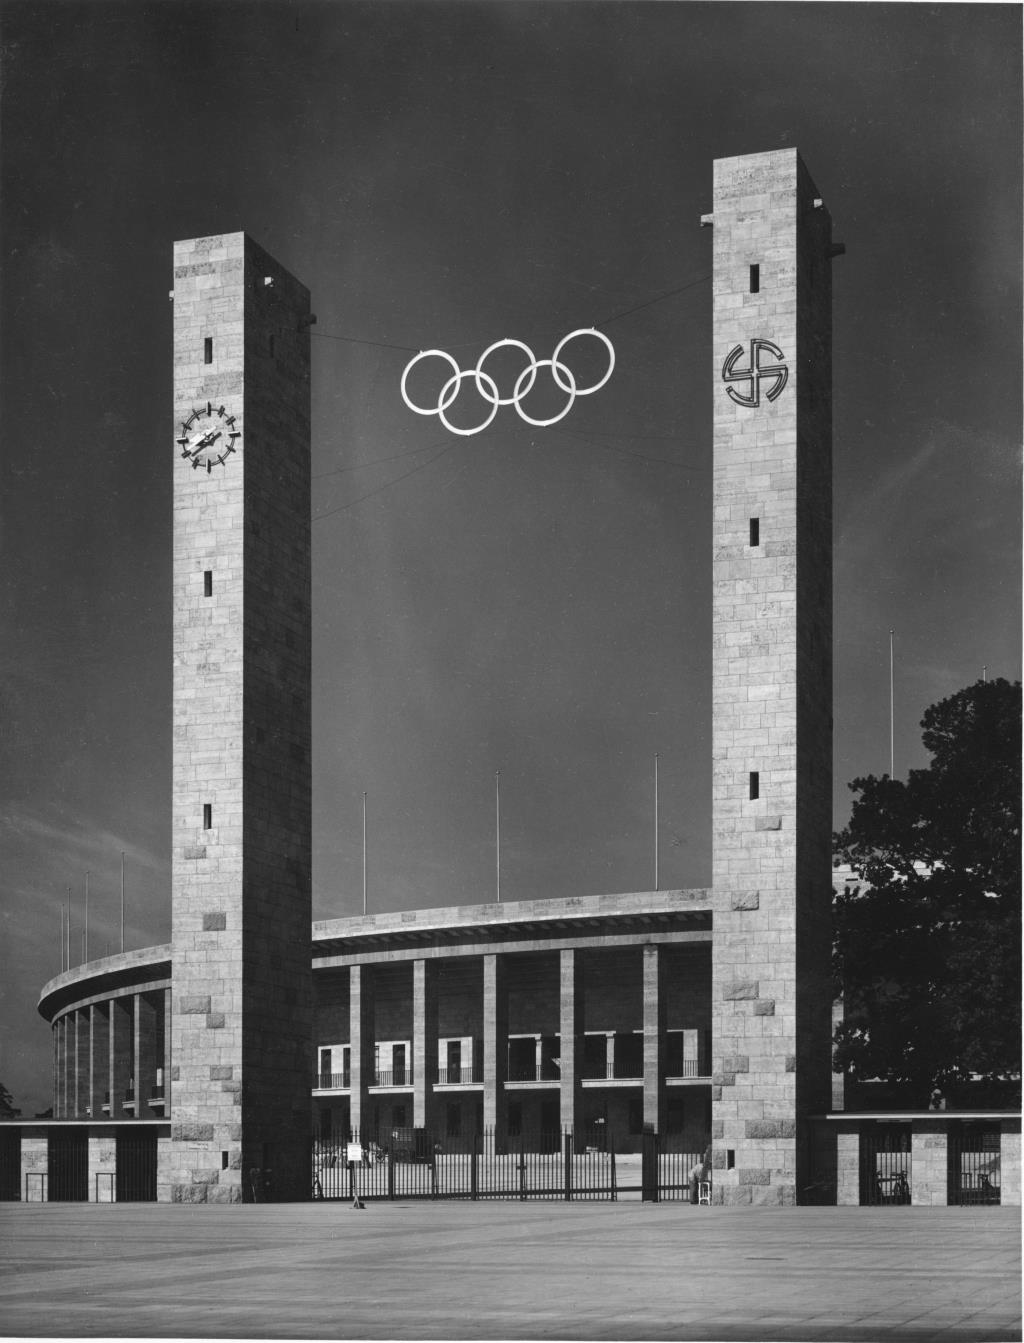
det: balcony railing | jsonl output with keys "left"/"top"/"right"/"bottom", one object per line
{"left": 436, "top": 1067, "right": 475, "bottom": 1085}
{"left": 315, "top": 1072, "right": 351, "bottom": 1090}
{"left": 374, "top": 1069, "right": 412, "bottom": 1087}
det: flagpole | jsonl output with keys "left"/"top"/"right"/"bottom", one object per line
{"left": 120, "top": 851, "right": 125, "bottom": 953}
{"left": 362, "top": 792, "right": 367, "bottom": 917}
{"left": 84, "top": 871, "right": 90, "bottom": 963}
{"left": 495, "top": 771, "right": 501, "bottom": 904}
{"left": 67, "top": 885, "right": 72, "bottom": 968}
{"left": 889, "top": 628, "right": 895, "bottom": 778}
{"left": 60, "top": 901, "right": 65, "bottom": 973}
{"left": 654, "top": 753, "right": 660, "bottom": 892}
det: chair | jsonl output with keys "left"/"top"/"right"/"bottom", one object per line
{"left": 698, "top": 1180, "right": 712, "bottom": 1205}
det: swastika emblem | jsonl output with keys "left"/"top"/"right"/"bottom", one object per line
{"left": 722, "top": 338, "right": 789, "bottom": 408}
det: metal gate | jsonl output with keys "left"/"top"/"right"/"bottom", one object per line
{"left": 860, "top": 1124, "right": 911, "bottom": 1205}
{"left": 0, "top": 1128, "right": 20, "bottom": 1201}
{"left": 950, "top": 1125, "right": 1000, "bottom": 1205}
{"left": 313, "top": 1128, "right": 618, "bottom": 1201}
{"left": 116, "top": 1128, "right": 157, "bottom": 1202}
{"left": 48, "top": 1129, "right": 88, "bottom": 1201}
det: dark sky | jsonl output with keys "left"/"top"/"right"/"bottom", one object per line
{"left": 1, "top": 2, "right": 1020, "bottom": 1115}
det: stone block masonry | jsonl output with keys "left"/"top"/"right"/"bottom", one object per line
{"left": 168, "top": 234, "right": 312, "bottom": 1202}
{"left": 710, "top": 150, "right": 838, "bottom": 1204}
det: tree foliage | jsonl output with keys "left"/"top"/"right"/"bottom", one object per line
{"left": 833, "top": 678, "right": 1021, "bottom": 1098}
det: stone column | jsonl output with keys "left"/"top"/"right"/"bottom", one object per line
{"left": 412, "top": 960, "right": 438, "bottom": 1132}
{"left": 482, "top": 954, "right": 507, "bottom": 1140}
{"left": 111, "top": 996, "right": 133, "bottom": 1120}
{"left": 89, "top": 1132, "right": 117, "bottom": 1203}
{"left": 137, "top": 993, "right": 159, "bottom": 1117}
{"left": 1000, "top": 1123, "right": 1021, "bottom": 1206}
{"left": 93, "top": 1005, "right": 110, "bottom": 1120}
{"left": 349, "top": 965, "right": 375, "bottom": 1140}
{"left": 75, "top": 1010, "right": 90, "bottom": 1118}
{"left": 21, "top": 1136, "right": 48, "bottom": 1201}
{"left": 835, "top": 1123, "right": 860, "bottom": 1205}
{"left": 559, "top": 949, "right": 584, "bottom": 1141}
{"left": 642, "top": 945, "right": 667, "bottom": 1133}
{"left": 911, "top": 1120, "right": 948, "bottom": 1206}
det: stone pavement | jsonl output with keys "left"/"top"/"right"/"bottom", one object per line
{"left": 0, "top": 1201, "right": 1019, "bottom": 1340}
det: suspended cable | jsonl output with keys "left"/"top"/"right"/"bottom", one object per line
{"left": 312, "top": 439, "right": 459, "bottom": 521}
{"left": 307, "top": 272, "right": 712, "bottom": 357}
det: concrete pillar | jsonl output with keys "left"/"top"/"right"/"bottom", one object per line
{"left": 54, "top": 1018, "right": 65, "bottom": 1119}
{"left": 604, "top": 1033, "right": 615, "bottom": 1080}
{"left": 412, "top": 960, "right": 438, "bottom": 1131}
{"left": 137, "top": 993, "right": 159, "bottom": 1117}
{"left": 132, "top": 993, "right": 143, "bottom": 1121}
{"left": 642, "top": 945, "right": 667, "bottom": 1133}
{"left": 482, "top": 954, "right": 507, "bottom": 1139}
{"left": 162, "top": 988, "right": 171, "bottom": 1112}
{"left": 836, "top": 1124, "right": 860, "bottom": 1206}
{"left": 89, "top": 1131, "right": 117, "bottom": 1203}
{"left": 93, "top": 1005, "right": 110, "bottom": 1119}
{"left": 559, "top": 949, "right": 584, "bottom": 1139}
{"left": 349, "top": 965, "right": 375, "bottom": 1139}
{"left": 111, "top": 996, "right": 133, "bottom": 1120}
{"left": 911, "top": 1121, "right": 948, "bottom": 1206}
{"left": 75, "top": 1011, "right": 90, "bottom": 1118}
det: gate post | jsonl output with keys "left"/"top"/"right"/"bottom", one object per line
{"left": 642, "top": 1124, "right": 659, "bottom": 1203}
{"left": 610, "top": 1142, "right": 617, "bottom": 1202}
{"left": 470, "top": 1131, "right": 479, "bottom": 1201}
{"left": 518, "top": 1134, "right": 527, "bottom": 1201}
{"left": 563, "top": 1130, "right": 573, "bottom": 1201}
{"left": 387, "top": 1145, "right": 395, "bottom": 1200}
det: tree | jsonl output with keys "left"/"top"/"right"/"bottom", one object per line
{"left": 833, "top": 677, "right": 1021, "bottom": 1100}
{"left": 0, "top": 1082, "right": 19, "bottom": 1119}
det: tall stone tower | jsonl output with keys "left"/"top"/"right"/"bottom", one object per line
{"left": 168, "top": 233, "right": 312, "bottom": 1202}
{"left": 709, "top": 150, "right": 838, "bottom": 1204}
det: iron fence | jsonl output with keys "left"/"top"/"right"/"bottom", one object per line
{"left": 312, "top": 1128, "right": 710, "bottom": 1203}
{"left": 950, "top": 1126, "right": 1001, "bottom": 1206}
{"left": 860, "top": 1125, "right": 912, "bottom": 1205}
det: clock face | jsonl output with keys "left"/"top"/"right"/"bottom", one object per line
{"left": 176, "top": 402, "right": 240, "bottom": 472}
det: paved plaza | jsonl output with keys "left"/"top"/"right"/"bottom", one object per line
{"left": 0, "top": 1201, "right": 1019, "bottom": 1340}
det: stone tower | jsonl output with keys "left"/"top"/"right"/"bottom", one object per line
{"left": 168, "top": 233, "right": 312, "bottom": 1202}
{"left": 709, "top": 150, "right": 839, "bottom": 1204}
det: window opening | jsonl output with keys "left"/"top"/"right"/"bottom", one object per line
{"left": 203, "top": 804, "right": 212, "bottom": 830}
{"left": 203, "top": 570, "right": 213, "bottom": 597}
{"left": 749, "top": 264, "right": 760, "bottom": 294}
{"left": 204, "top": 337, "right": 213, "bottom": 364}
{"left": 749, "top": 772, "right": 759, "bottom": 801}
{"left": 749, "top": 518, "right": 760, "bottom": 547}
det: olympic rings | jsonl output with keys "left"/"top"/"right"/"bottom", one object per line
{"left": 400, "top": 328, "right": 615, "bottom": 435}
{"left": 437, "top": 368, "right": 500, "bottom": 438}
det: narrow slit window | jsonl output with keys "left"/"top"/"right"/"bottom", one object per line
{"left": 749, "top": 771, "right": 760, "bottom": 800}
{"left": 204, "top": 337, "right": 213, "bottom": 364}
{"left": 203, "top": 803, "right": 212, "bottom": 830}
{"left": 749, "top": 264, "right": 760, "bottom": 294}
{"left": 749, "top": 517, "right": 760, "bottom": 547}
{"left": 727, "top": 1149, "right": 736, "bottom": 1170}
{"left": 221, "top": 1151, "right": 229, "bottom": 1170}
{"left": 203, "top": 570, "right": 213, "bottom": 598}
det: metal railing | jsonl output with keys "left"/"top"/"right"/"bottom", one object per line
{"left": 373, "top": 1069, "right": 412, "bottom": 1087}
{"left": 314, "top": 1072, "right": 351, "bottom": 1089}
{"left": 436, "top": 1067, "right": 475, "bottom": 1085}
